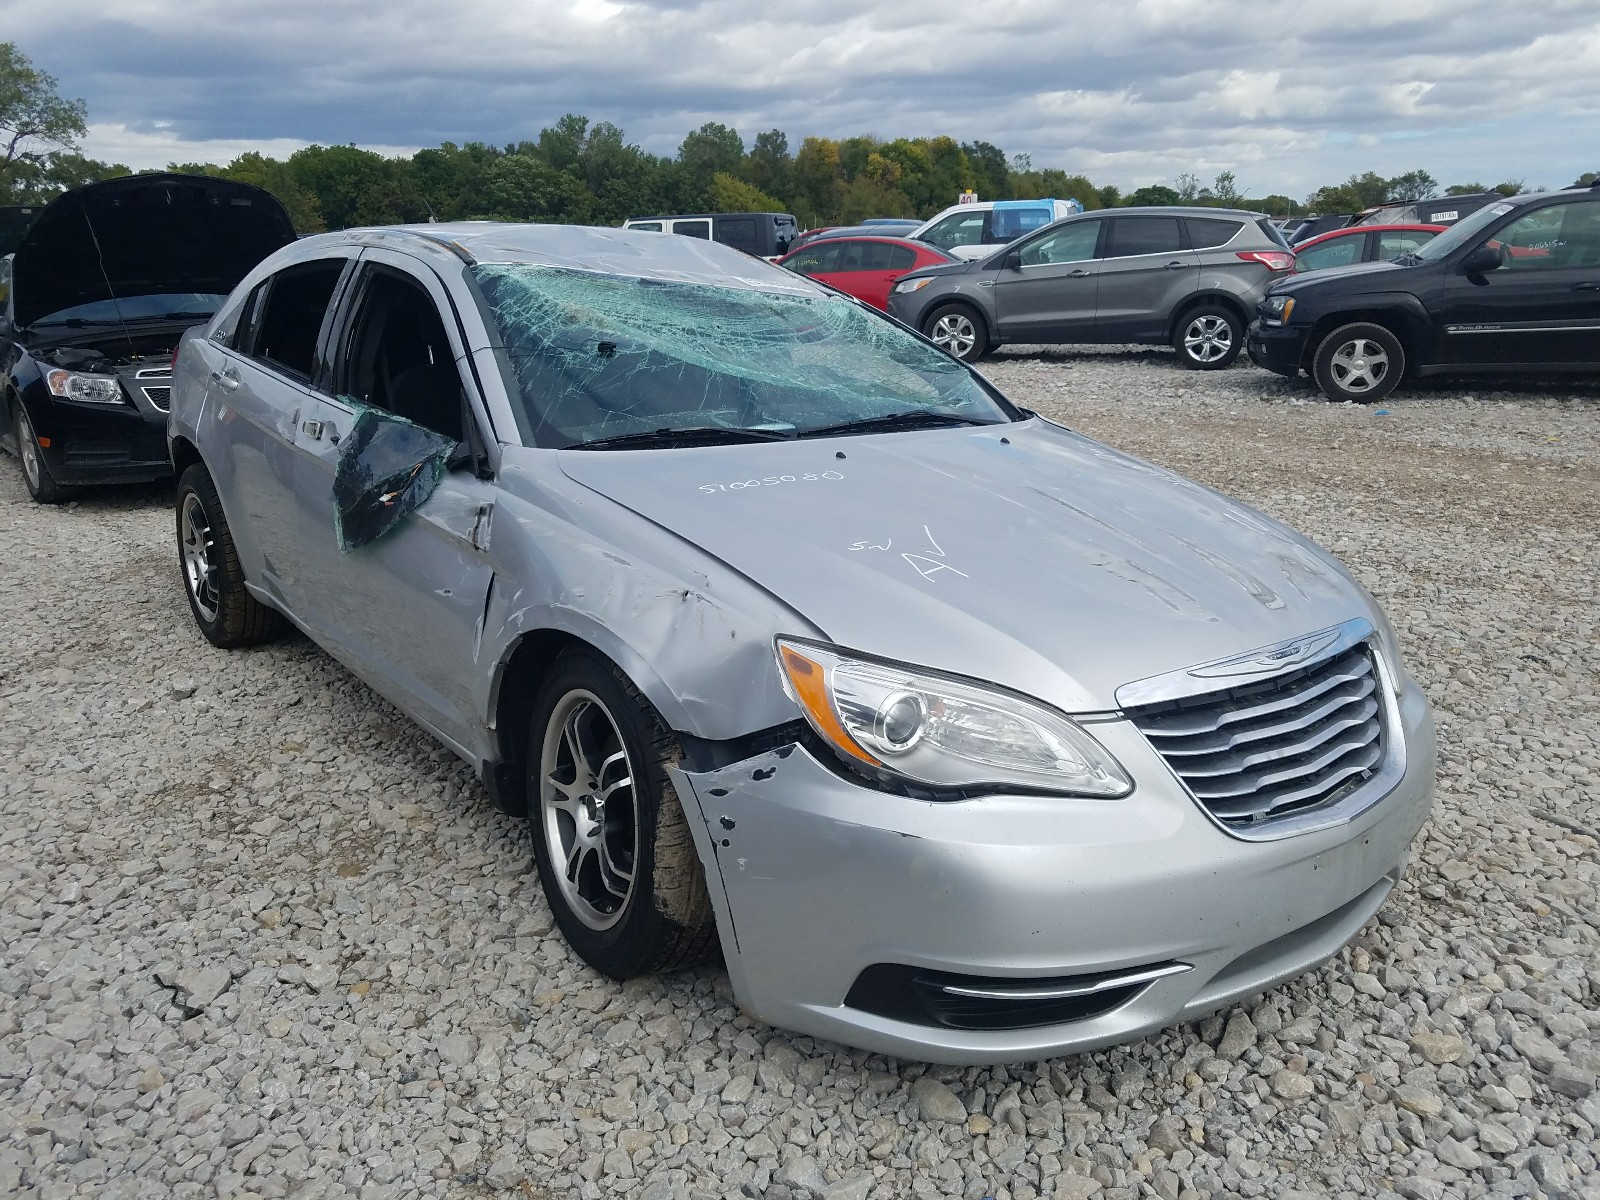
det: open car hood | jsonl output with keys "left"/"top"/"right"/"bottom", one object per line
{"left": 11, "top": 173, "right": 296, "bottom": 329}
{"left": 555, "top": 419, "right": 1369, "bottom": 710}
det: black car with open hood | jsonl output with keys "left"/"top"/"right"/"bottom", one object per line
{"left": 1, "top": 173, "right": 296, "bottom": 502}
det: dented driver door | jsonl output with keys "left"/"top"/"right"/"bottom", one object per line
{"left": 290, "top": 253, "right": 497, "bottom": 757}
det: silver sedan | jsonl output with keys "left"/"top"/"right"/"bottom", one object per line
{"left": 166, "top": 223, "right": 1433, "bottom": 1064}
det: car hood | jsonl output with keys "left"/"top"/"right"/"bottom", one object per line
{"left": 1269, "top": 258, "right": 1412, "bottom": 297}
{"left": 11, "top": 173, "right": 296, "bottom": 329}
{"left": 897, "top": 258, "right": 981, "bottom": 283}
{"left": 556, "top": 419, "right": 1370, "bottom": 711}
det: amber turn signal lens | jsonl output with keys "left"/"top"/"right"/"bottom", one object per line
{"left": 777, "top": 643, "right": 880, "bottom": 766}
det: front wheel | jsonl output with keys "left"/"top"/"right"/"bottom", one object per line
{"left": 175, "top": 464, "right": 284, "bottom": 647}
{"left": 1312, "top": 322, "right": 1405, "bottom": 402}
{"left": 11, "top": 403, "right": 72, "bottom": 504}
{"left": 1173, "top": 306, "right": 1243, "bottom": 370}
{"left": 528, "top": 650, "right": 719, "bottom": 979}
{"left": 922, "top": 304, "right": 988, "bottom": 362}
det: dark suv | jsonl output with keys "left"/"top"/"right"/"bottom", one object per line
{"left": 1248, "top": 183, "right": 1600, "bottom": 402}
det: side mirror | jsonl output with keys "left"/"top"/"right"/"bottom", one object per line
{"left": 1460, "top": 243, "right": 1506, "bottom": 276}
{"left": 1003, "top": 249, "right": 1022, "bottom": 271}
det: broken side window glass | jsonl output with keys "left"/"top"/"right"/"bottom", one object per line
{"left": 469, "top": 264, "right": 1015, "bottom": 449}
{"left": 332, "top": 399, "right": 457, "bottom": 552}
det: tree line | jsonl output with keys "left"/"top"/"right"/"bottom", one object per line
{"left": 3, "top": 43, "right": 1595, "bottom": 235}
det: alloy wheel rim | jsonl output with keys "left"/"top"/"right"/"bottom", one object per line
{"left": 1184, "top": 316, "right": 1233, "bottom": 363}
{"left": 930, "top": 313, "right": 976, "bottom": 357}
{"left": 16, "top": 412, "right": 41, "bottom": 490}
{"left": 540, "top": 690, "right": 639, "bottom": 931}
{"left": 1329, "top": 338, "right": 1389, "bottom": 393}
{"left": 180, "top": 493, "right": 221, "bottom": 622}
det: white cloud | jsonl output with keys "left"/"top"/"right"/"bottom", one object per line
{"left": 10, "top": 0, "right": 1598, "bottom": 197}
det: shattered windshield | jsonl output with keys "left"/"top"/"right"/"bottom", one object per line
{"left": 471, "top": 264, "right": 1016, "bottom": 448}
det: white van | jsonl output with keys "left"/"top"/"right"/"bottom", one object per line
{"left": 912, "top": 198, "right": 1083, "bottom": 261}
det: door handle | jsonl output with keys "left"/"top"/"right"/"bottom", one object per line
{"left": 211, "top": 366, "right": 240, "bottom": 392}
{"left": 1163, "top": 261, "right": 1187, "bottom": 270}
{"left": 301, "top": 419, "right": 324, "bottom": 440}
{"left": 1574, "top": 282, "right": 1600, "bottom": 291}
{"left": 1067, "top": 268, "right": 1089, "bottom": 278}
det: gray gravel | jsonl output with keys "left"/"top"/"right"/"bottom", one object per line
{"left": 3, "top": 349, "right": 1598, "bottom": 1200}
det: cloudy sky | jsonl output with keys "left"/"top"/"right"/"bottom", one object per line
{"left": 7, "top": 0, "right": 1599, "bottom": 198}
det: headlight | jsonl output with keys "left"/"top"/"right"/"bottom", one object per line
{"left": 44, "top": 369, "right": 124, "bottom": 405}
{"left": 775, "top": 639, "right": 1133, "bottom": 797}
{"left": 1259, "top": 295, "right": 1296, "bottom": 326}
{"left": 892, "top": 277, "right": 935, "bottom": 295}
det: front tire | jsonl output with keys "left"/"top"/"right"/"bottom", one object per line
{"left": 922, "top": 303, "right": 988, "bottom": 362}
{"left": 175, "top": 464, "right": 284, "bottom": 647}
{"left": 1173, "top": 305, "right": 1243, "bottom": 370}
{"left": 528, "top": 649, "right": 719, "bottom": 979}
{"left": 1312, "top": 322, "right": 1405, "bottom": 402}
{"left": 11, "top": 403, "right": 72, "bottom": 504}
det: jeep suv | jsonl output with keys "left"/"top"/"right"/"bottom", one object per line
{"left": 887, "top": 207, "right": 1294, "bottom": 368}
{"left": 1248, "top": 183, "right": 1600, "bottom": 402}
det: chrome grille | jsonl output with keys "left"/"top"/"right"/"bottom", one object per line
{"left": 1128, "top": 642, "right": 1386, "bottom": 831}
{"left": 141, "top": 386, "right": 172, "bottom": 411}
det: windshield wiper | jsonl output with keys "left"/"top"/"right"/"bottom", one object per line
{"left": 29, "top": 311, "right": 215, "bottom": 329}
{"left": 568, "top": 425, "right": 797, "bottom": 450}
{"left": 798, "top": 410, "right": 998, "bottom": 439}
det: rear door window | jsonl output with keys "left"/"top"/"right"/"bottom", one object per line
{"left": 671, "top": 220, "right": 711, "bottom": 240}
{"left": 715, "top": 217, "right": 758, "bottom": 254}
{"left": 885, "top": 243, "right": 917, "bottom": 271}
{"left": 246, "top": 259, "right": 346, "bottom": 382}
{"left": 628, "top": 221, "right": 663, "bottom": 232}
{"left": 990, "top": 205, "right": 1054, "bottom": 242}
{"left": 1106, "top": 217, "right": 1185, "bottom": 258}
{"left": 1185, "top": 217, "right": 1243, "bottom": 249}
{"left": 1376, "top": 230, "right": 1437, "bottom": 259}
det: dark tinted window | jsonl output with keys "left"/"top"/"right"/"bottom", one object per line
{"left": 885, "top": 244, "right": 916, "bottom": 270}
{"left": 250, "top": 259, "right": 344, "bottom": 381}
{"left": 1294, "top": 236, "right": 1362, "bottom": 273}
{"left": 1108, "top": 216, "right": 1184, "bottom": 257}
{"left": 835, "top": 240, "right": 900, "bottom": 271}
{"left": 715, "top": 217, "right": 758, "bottom": 253}
{"left": 340, "top": 269, "right": 463, "bottom": 441}
{"left": 673, "top": 220, "right": 710, "bottom": 240}
{"left": 1185, "top": 217, "right": 1243, "bottom": 249}
{"left": 629, "top": 221, "right": 663, "bottom": 232}
{"left": 1376, "top": 230, "right": 1439, "bottom": 259}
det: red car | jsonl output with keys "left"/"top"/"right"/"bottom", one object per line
{"left": 776, "top": 236, "right": 954, "bottom": 310}
{"left": 1292, "top": 223, "right": 1447, "bottom": 273}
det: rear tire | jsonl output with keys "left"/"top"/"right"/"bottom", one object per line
{"left": 1173, "top": 305, "right": 1243, "bottom": 370}
{"left": 1311, "top": 322, "right": 1404, "bottom": 402}
{"left": 528, "top": 649, "right": 719, "bottom": 979}
{"left": 176, "top": 463, "right": 284, "bottom": 648}
{"left": 11, "top": 403, "right": 72, "bottom": 504}
{"left": 922, "top": 303, "right": 989, "bottom": 362}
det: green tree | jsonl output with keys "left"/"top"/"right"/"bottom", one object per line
{"left": 791, "top": 136, "right": 843, "bottom": 224}
{"left": 1124, "top": 184, "right": 1181, "bottom": 207}
{"left": 1386, "top": 169, "right": 1437, "bottom": 201}
{"left": 1575, "top": 172, "right": 1597, "bottom": 187}
{"left": 286, "top": 144, "right": 424, "bottom": 228}
{"left": 0, "top": 42, "right": 89, "bottom": 200}
{"left": 1096, "top": 184, "right": 1122, "bottom": 208}
{"left": 961, "top": 140, "right": 1009, "bottom": 201}
{"left": 1445, "top": 181, "right": 1488, "bottom": 196}
{"left": 1174, "top": 172, "right": 1201, "bottom": 201}
{"left": 744, "top": 129, "right": 791, "bottom": 200}
{"left": 1493, "top": 179, "right": 1524, "bottom": 197}
{"left": 707, "top": 171, "right": 782, "bottom": 213}
{"left": 677, "top": 122, "right": 744, "bottom": 208}
{"left": 484, "top": 154, "right": 590, "bottom": 222}
{"left": 1211, "top": 171, "right": 1242, "bottom": 204}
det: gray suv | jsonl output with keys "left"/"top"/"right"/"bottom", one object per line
{"left": 887, "top": 207, "right": 1295, "bottom": 368}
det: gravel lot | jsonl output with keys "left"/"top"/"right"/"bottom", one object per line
{"left": 2, "top": 351, "right": 1597, "bottom": 1200}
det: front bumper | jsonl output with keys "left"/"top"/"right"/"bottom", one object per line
{"left": 1246, "top": 320, "right": 1311, "bottom": 378}
{"left": 22, "top": 386, "right": 173, "bottom": 485}
{"left": 671, "top": 676, "right": 1434, "bottom": 1064}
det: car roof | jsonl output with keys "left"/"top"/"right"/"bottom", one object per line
{"left": 286, "top": 222, "right": 828, "bottom": 293}
{"left": 1295, "top": 223, "right": 1447, "bottom": 250}
{"left": 780, "top": 235, "right": 948, "bottom": 258}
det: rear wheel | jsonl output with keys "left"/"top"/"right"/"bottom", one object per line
{"left": 176, "top": 464, "right": 284, "bottom": 647}
{"left": 11, "top": 404, "right": 72, "bottom": 504}
{"left": 1312, "top": 322, "right": 1404, "bottom": 402}
{"left": 1173, "top": 305, "right": 1243, "bottom": 370}
{"left": 528, "top": 649, "right": 719, "bottom": 979}
{"left": 922, "top": 304, "right": 988, "bottom": 362}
